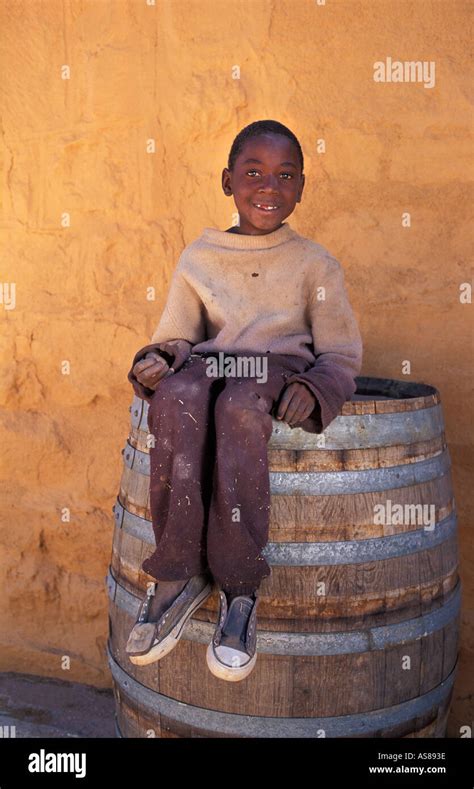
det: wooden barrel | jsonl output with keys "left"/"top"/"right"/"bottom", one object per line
{"left": 106, "top": 376, "right": 460, "bottom": 738}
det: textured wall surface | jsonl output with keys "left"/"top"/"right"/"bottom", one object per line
{"left": 1, "top": 0, "right": 472, "bottom": 734}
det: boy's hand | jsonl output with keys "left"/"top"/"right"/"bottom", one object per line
{"left": 133, "top": 352, "right": 174, "bottom": 392}
{"left": 276, "top": 382, "right": 317, "bottom": 427}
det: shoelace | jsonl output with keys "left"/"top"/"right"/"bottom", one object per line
{"left": 221, "top": 597, "right": 254, "bottom": 647}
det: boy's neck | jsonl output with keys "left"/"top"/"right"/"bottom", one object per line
{"left": 225, "top": 224, "right": 283, "bottom": 235}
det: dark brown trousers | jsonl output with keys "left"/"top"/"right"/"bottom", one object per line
{"left": 141, "top": 351, "right": 309, "bottom": 596}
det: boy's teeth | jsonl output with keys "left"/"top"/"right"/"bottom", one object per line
{"left": 255, "top": 204, "right": 278, "bottom": 210}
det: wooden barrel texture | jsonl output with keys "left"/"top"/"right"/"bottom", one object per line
{"left": 106, "top": 375, "right": 461, "bottom": 738}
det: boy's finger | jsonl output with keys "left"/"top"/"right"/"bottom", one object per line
{"left": 276, "top": 388, "right": 293, "bottom": 419}
{"left": 284, "top": 393, "right": 303, "bottom": 425}
{"left": 140, "top": 367, "right": 170, "bottom": 385}
{"left": 287, "top": 388, "right": 314, "bottom": 424}
{"left": 137, "top": 361, "right": 169, "bottom": 384}
{"left": 136, "top": 360, "right": 168, "bottom": 378}
{"left": 145, "top": 367, "right": 175, "bottom": 390}
{"left": 289, "top": 400, "right": 315, "bottom": 426}
{"left": 135, "top": 356, "right": 166, "bottom": 373}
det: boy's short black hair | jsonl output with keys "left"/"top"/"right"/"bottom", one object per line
{"left": 227, "top": 119, "right": 304, "bottom": 174}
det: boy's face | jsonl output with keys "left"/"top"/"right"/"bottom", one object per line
{"left": 222, "top": 133, "right": 305, "bottom": 235}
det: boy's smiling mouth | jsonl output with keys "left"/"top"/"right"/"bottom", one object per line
{"left": 253, "top": 203, "right": 281, "bottom": 212}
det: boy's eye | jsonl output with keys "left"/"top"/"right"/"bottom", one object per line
{"left": 246, "top": 170, "right": 293, "bottom": 179}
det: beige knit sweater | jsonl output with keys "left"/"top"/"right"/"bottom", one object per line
{"left": 128, "top": 222, "right": 363, "bottom": 433}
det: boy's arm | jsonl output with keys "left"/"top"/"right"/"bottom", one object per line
{"left": 150, "top": 257, "right": 206, "bottom": 346}
{"left": 128, "top": 258, "right": 206, "bottom": 401}
{"left": 283, "top": 257, "right": 363, "bottom": 433}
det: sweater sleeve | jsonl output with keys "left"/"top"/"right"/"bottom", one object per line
{"left": 283, "top": 256, "right": 363, "bottom": 434}
{"left": 127, "top": 257, "right": 207, "bottom": 402}
{"left": 150, "top": 257, "right": 206, "bottom": 345}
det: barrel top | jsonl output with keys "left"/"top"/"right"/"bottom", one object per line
{"left": 342, "top": 376, "right": 440, "bottom": 415}
{"left": 130, "top": 375, "right": 442, "bottom": 432}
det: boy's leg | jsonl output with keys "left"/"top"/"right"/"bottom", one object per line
{"left": 206, "top": 353, "right": 306, "bottom": 596}
{"left": 142, "top": 354, "right": 224, "bottom": 581}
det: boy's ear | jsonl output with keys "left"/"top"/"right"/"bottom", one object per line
{"left": 222, "top": 168, "right": 232, "bottom": 195}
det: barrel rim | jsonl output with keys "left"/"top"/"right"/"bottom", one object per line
{"left": 341, "top": 376, "right": 441, "bottom": 415}
{"left": 131, "top": 372, "right": 442, "bottom": 422}
{"left": 354, "top": 376, "right": 439, "bottom": 399}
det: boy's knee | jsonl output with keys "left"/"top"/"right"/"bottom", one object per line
{"left": 147, "top": 375, "right": 201, "bottom": 416}
{"left": 216, "top": 389, "right": 270, "bottom": 424}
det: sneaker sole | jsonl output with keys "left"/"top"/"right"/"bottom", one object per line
{"left": 128, "top": 583, "right": 213, "bottom": 666}
{"left": 205, "top": 642, "right": 257, "bottom": 682}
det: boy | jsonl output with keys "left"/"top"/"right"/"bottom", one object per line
{"left": 125, "top": 119, "right": 363, "bottom": 681}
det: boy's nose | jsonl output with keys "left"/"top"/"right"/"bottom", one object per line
{"left": 258, "top": 174, "right": 280, "bottom": 191}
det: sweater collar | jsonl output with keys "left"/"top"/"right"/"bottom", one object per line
{"left": 200, "top": 222, "right": 296, "bottom": 249}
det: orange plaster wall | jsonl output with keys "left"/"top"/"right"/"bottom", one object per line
{"left": 0, "top": 0, "right": 472, "bottom": 734}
